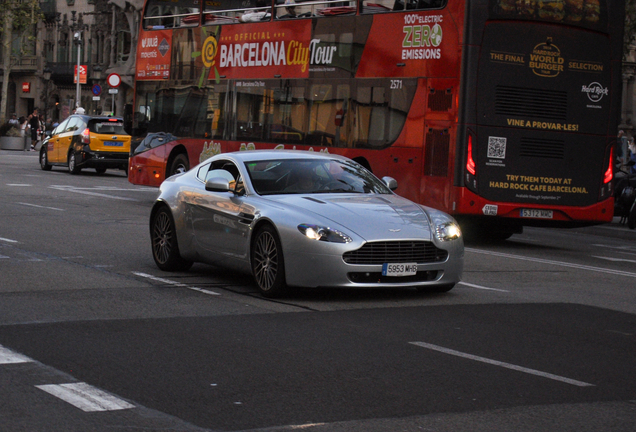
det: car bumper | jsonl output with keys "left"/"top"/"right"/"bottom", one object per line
{"left": 283, "top": 244, "right": 464, "bottom": 289}
{"left": 77, "top": 150, "right": 129, "bottom": 169}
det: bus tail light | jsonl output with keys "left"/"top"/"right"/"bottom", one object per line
{"left": 598, "top": 146, "right": 614, "bottom": 200}
{"left": 603, "top": 147, "right": 613, "bottom": 184}
{"left": 81, "top": 128, "right": 90, "bottom": 144}
{"left": 465, "top": 131, "right": 478, "bottom": 193}
{"left": 466, "top": 135, "right": 476, "bottom": 175}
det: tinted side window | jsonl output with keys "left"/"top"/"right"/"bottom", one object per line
{"left": 65, "top": 117, "right": 82, "bottom": 133}
{"left": 53, "top": 119, "right": 70, "bottom": 135}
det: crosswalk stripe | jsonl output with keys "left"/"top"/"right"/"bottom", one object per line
{"left": 35, "top": 382, "right": 135, "bottom": 412}
{"left": 0, "top": 345, "right": 33, "bottom": 364}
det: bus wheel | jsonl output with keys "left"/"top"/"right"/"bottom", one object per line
{"left": 168, "top": 153, "right": 189, "bottom": 177}
{"left": 490, "top": 231, "right": 515, "bottom": 241}
{"left": 353, "top": 157, "right": 372, "bottom": 173}
{"left": 628, "top": 202, "right": 636, "bottom": 230}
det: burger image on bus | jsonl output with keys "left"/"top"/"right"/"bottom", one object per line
{"left": 537, "top": 0, "right": 565, "bottom": 21}
{"left": 515, "top": 0, "right": 537, "bottom": 17}
{"left": 564, "top": 0, "right": 583, "bottom": 22}
{"left": 584, "top": 0, "right": 600, "bottom": 22}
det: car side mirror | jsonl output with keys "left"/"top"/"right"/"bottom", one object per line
{"left": 205, "top": 177, "right": 231, "bottom": 192}
{"left": 382, "top": 176, "right": 398, "bottom": 191}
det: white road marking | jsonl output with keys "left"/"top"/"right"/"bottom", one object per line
{"left": 0, "top": 345, "right": 33, "bottom": 364}
{"left": 6, "top": 184, "right": 32, "bottom": 187}
{"left": 458, "top": 282, "right": 510, "bottom": 292}
{"left": 466, "top": 248, "right": 636, "bottom": 278}
{"left": 592, "top": 256, "right": 636, "bottom": 264}
{"left": 591, "top": 243, "right": 636, "bottom": 253}
{"left": 17, "top": 202, "right": 64, "bottom": 211}
{"left": 36, "top": 382, "right": 135, "bottom": 412}
{"left": 409, "top": 342, "right": 594, "bottom": 387}
{"left": 48, "top": 185, "right": 138, "bottom": 201}
{"left": 133, "top": 272, "right": 221, "bottom": 296}
{"left": 0, "top": 237, "right": 18, "bottom": 243}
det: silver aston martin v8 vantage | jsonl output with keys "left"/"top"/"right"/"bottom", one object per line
{"left": 150, "top": 150, "right": 464, "bottom": 297}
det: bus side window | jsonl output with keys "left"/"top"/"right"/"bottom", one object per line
{"left": 360, "top": 0, "right": 392, "bottom": 13}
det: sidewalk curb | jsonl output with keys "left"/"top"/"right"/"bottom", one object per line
{"left": 0, "top": 149, "right": 39, "bottom": 156}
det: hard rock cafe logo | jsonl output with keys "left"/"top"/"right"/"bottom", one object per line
{"left": 581, "top": 82, "right": 608, "bottom": 102}
{"left": 529, "top": 39, "right": 564, "bottom": 78}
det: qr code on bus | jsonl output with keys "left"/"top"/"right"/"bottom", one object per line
{"left": 487, "top": 136, "right": 507, "bottom": 159}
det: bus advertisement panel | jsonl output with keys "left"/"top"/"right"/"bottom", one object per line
{"left": 128, "top": 0, "right": 624, "bottom": 237}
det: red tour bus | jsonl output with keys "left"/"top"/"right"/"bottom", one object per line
{"left": 128, "top": 0, "right": 624, "bottom": 238}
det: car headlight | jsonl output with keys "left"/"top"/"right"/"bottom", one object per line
{"left": 435, "top": 222, "right": 461, "bottom": 241}
{"left": 298, "top": 224, "right": 352, "bottom": 243}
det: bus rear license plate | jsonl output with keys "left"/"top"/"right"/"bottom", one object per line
{"left": 382, "top": 263, "right": 417, "bottom": 277}
{"left": 105, "top": 141, "right": 123, "bottom": 147}
{"left": 521, "top": 209, "right": 553, "bottom": 219}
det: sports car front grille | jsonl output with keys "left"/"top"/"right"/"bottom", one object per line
{"left": 342, "top": 241, "right": 448, "bottom": 265}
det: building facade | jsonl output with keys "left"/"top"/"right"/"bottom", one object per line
{"left": 1, "top": 0, "right": 143, "bottom": 123}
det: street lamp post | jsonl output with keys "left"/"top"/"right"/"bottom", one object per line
{"left": 43, "top": 66, "right": 52, "bottom": 124}
{"left": 74, "top": 32, "right": 81, "bottom": 108}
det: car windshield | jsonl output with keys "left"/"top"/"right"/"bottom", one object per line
{"left": 244, "top": 158, "right": 392, "bottom": 195}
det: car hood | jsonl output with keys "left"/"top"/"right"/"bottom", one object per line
{"left": 264, "top": 193, "right": 433, "bottom": 240}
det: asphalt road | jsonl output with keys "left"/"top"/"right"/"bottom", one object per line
{"left": 1, "top": 150, "right": 635, "bottom": 432}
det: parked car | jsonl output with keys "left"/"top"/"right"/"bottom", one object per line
{"left": 150, "top": 150, "right": 464, "bottom": 297}
{"left": 39, "top": 115, "right": 131, "bottom": 174}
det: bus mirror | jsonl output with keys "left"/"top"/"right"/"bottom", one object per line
{"left": 123, "top": 104, "right": 133, "bottom": 135}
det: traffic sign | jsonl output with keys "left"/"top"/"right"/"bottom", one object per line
{"left": 92, "top": 84, "right": 102, "bottom": 96}
{"left": 107, "top": 73, "right": 121, "bottom": 88}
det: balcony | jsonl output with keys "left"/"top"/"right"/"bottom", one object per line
{"left": 9, "top": 56, "right": 38, "bottom": 72}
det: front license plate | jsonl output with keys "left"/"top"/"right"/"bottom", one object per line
{"left": 382, "top": 263, "right": 417, "bottom": 277}
{"left": 104, "top": 141, "right": 123, "bottom": 147}
{"left": 520, "top": 209, "right": 554, "bottom": 219}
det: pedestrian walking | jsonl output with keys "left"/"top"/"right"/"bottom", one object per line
{"left": 28, "top": 108, "right": 40, "bottom": 150}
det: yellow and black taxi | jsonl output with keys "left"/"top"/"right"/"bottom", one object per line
{"left": 39, "top": 114, "right": 131, "bottom": 174}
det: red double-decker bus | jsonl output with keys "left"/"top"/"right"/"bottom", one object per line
{"left": 128, "top": 0, "right": 624, "bottom": 238}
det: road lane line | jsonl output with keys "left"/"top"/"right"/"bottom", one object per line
{"left": 48, "top": 186, "right": 138, "bottom": 201}
{"left": 6, "top": 184, "right": 32, "bottom": 187}
{"left": 466, "top": 248, "right": 636, "bottom": 278}
{"left": 0, "top": 237, "right": 18, "bottom": 243}
{"left": 133, "top": 271, "right": 221, "bottom": 296}
{"left": 35, "top": 382, "right": 135, "bottom": 412}
{"left": 458, "top": 282, "right": 510, "bottom": 292}
{"left": 0, "top": 345, "right": 33, "bottom": 364}
{"left": 17, "top": 202, "right": 64, "bottom": 211}
{"left": 592, "top": 256, "right": 636, "bottom": 264}
{"left": 409, "top": 342, "right": 594, "bottom": 387}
